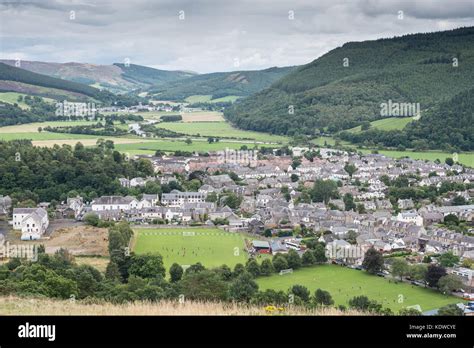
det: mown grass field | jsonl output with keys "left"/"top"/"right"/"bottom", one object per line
{"left": 348, "top": 117, "right": 415, "bottom": 132}
{"left": 155, "top": 121, "right": 288, "bottom": 143}
{"left": 257, "top": 265, "right": 460, "bottom": 312}
{"left": 114, "top": 138, "right": 266, "bottom": 155}
{"left": 133, "top": 228, "right": 248, "bottom": 269}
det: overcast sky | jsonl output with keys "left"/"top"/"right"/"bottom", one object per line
{"left": 1, "top": 0, "right": 474, "bottom": 73}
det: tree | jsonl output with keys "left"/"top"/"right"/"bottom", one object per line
{"left": 128, "top": 254, "right": 166, "bottom": 279}
{"left": 228, "top": 272, "right": 259, "bottom": 302}
{"left": 180, "top": 270, "right": 228, "bottom": 301}
{"left": 272, "top": 255, "right": 289, "bottom": 272}
{"left": 391, "top": 258, "right": 409, "bottom": 281}
{"left": 245, "top": 259, "right": 261, "bottom": 277}
{"left": 438, "top": 274, "right": 463, "bottom": 294}
{"left": 260, "top": 259, "right": 275, "bottom": 276}
{"left": 343, "top": 193, "right": 356, "bottom": 211}
{"left": 438, "top": 252, "right": 460, "bottom": 268}
{"left": 425, "top": 264, "right": 447, "bottom": 288}
{"left": 314, "top": 289, "right": 334, "bottom": 306}
{"left": 445, "top": 157, "right": 454, "bottom": 166}
{"left": 169, "top": 263, "right": 184, "bottom": 282}
{"left": 290, "top": 173, "right": 299, "bottom": 182}
{"left": 185, "top": 262, "right": 205, "bottom": 275}
{"left": 233, "top": 263, "right": 245, "bottom": 277}
{"left": 409, "top": 264, "right": 428, "bottom": 286}
{"left": 84, "top": 213, "right": 99, "bottom": 226}
{"left": 289, "top": 284, "right": 310, "bottom": 303}
{"left": 345, "top": 230, "right": 358, "bottom": 245}
{"left": 344, "top": 163, "right": 357, "bottom": 178}
{"left": 105, "top": 261, "right": 121, "bottom": 281}
{"left": 302, "top": 250, "right": 316, "bottom": 265}
{"left": 362, "top": 247, "right": 384, "bottom": 274}
{"left": 452, "top": 195, "right": 468, "bottom": 206}
{"left": 399, "top": 308, "right": 422, "bottom": 316}
{"left": 185, "top": 138, "right": 192, "bottom": 145}
{"left": 313, "top": 244, "right": 328, "bottom": 264}
{"left": 286, "top": 249, "right": 302, "bottom": 269}
{"left": 437, "top": 304, "right": 463, "bottom": 316}
{"left": 310, "top": 179, "right": 338, "bottom": 204}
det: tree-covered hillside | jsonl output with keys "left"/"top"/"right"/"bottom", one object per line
{"left": 114, "top": 63, "right": 195, "bottom": 87}
{"left": 225, "top": 27, "right": 474, "bottom": 149}
{"left": 148, "top": 66, "right": 296, "bottom": 100}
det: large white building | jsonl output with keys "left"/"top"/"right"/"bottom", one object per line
{"left": 161, "top": 190, "right": 206, "bottom": 207}
{"left": 91, "top": 196, "right": 139, "bottom": 211}
{"left": 12, "top": 208, "right": 49, "bottom": 240}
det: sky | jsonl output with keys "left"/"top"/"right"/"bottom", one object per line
{"left": 1, "top": 0, "right": 474, "bottom": 73}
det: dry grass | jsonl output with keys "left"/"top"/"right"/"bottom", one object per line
{"left": 0, "top": 296, "right": 365, "bottom": 316}
{"left": 181, "top": 111, "right": 224, "bottom": 122}
{"left": 15, "top": 225, "right": 109, "bottom": 256}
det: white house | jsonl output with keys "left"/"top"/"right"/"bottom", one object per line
{"left": 161, "top": 190, "right": 206, "bottom": 207}
{"left": 12, "top": 208, "right": 49, "bottom": 240}
{"left": 91, "top": 196, "right": 138, "bottom": 211}
{"left": 396, "top": 210, "right": 423, "bottom": 226}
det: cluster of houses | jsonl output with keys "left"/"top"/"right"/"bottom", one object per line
{"left": 4, "top": 150, "right": 474, "bottom": 290}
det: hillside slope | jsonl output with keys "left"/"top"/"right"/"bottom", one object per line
{"left": 148, "top": 66, "right": 296, "bottom": 101}
{"left": 225, "top": 26, "right": 474, "bottom": 148}
{"left": 0, "top": 60, "right": 195, "bottom": 93}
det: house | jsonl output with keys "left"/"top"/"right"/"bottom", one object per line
{"left": 252, "top": 240, "right": 271, "bottom": 254}
{"left": 91, "top": 196, "right": 139, "bottom": 211}
{"left": 204, "top": 174, "right": 234, "bottom": 188}
{"left": 161, "top": 190, "right": 207, "bottom": 207}
{"left": 398, "top": 199, "right": 415, "bottom": 210}
{"left": 397, "top": 211, "right": 423, "bottom": 226}
{"left": 12, "top": 208, "right": 49, "bottom": 240}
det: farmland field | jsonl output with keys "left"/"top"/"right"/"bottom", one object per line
{"left": 114, "top": 138, "right": 267, "bottom": 155}
{"left": 155, "top": 121, "right": 288, "bottom": 143}
{"left": 257, "top": 264, "right": 460, "bottom": 312}
{"left": 0, "top": 92, "right": 57, "bottom": 109}
{"left": 181, "top": 111, "right": 225, "bottom": 122}
{"left": 184, "top": 95, "right": 240, "bottom": 103}
{"left": 133, "top": 228, "right": 248, "bottom": 269}
{"left": 348, "top": 117, "right": 415, "bottom": 133}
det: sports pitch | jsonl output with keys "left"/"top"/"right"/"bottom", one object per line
{"left": 257, "top": 264, "right": 460, "bottom": 312}
{"left": 133, "top": 228, "right": 248, "bottom": 269}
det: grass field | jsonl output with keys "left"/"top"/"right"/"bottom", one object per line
{"left": 155, "top": 121, "right": 288, "bottom": 143}
{"left": 0, "top": 121, "right": 101, "bottom": 133}
{"left": 114, "top": 138, "right": 265, "bottom": 155}
{"left": 257, "top": 265, "right": 460, "bottom": 312}
{"left": 133, "top": 228, "right": 248, "bottom": 269}
{"left": 348, "top": 117, "right": 415, "bottom": 133}
{"left": 181, "top": 111, "right": 225, "bottom": 122}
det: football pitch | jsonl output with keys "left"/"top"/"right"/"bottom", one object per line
{"left": 133, "top": 228, "right": 248, "bottom": 269}
{"left": 257, "top": 264, "right": 460, "bottom": 312}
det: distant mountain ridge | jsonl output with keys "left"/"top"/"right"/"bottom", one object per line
{"left": 148, "top": 66, "right": 297, "bottom": 101}
{"left": 0, "top": 60, "right": 195, "bottom": 94}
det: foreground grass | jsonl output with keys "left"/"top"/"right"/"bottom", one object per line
{"left": 0, "top": 296, "right": 363, "bottom": 315}
{"left": 133, "top": 228, "right": 248, "bottom": 269}
{"left": 257, "top": 265, "right": 460, "bottom": 312}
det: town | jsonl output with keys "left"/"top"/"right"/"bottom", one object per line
{"left": 1, "top": 145, "right": 473, "bottom": 315}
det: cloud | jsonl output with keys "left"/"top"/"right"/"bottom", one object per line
{"left": 0, "top": 0, "right": 473, "bottom": 72}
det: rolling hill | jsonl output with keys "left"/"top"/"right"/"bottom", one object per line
{"left": 148, "top": 66, "right": 296, "bottom": 101}
{"left": 224, "top": 26, "right": 474, "bottom": 150}
{"left": 0, "top": 60, "right": 195, "bottom": 94}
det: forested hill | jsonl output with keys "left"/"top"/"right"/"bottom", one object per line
{"left": 148, "top": 66, "right": 296, "bottom": 101}
{"left": 224, "top": 27, "right": 474, "bottom": 145}
{"left": 0, "top": 62, "right": 115, "bottom": 102}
